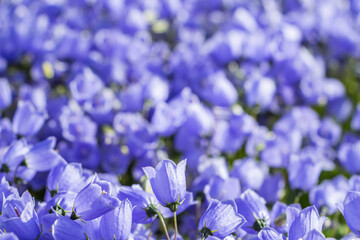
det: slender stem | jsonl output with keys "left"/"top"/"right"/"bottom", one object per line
{"left": 174, "top": 211, "right": 178, "bottom": 240}
{"left": 195, "top": 198, "right": 201, "bottom": 239}
{"left": 147, "top": 222, "right": 153, "bottom": 240}
{"left": 157, "top": 212, "right": 170, "bottom": 240}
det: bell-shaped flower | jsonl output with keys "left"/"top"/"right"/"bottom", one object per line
{"left": 259, "top": 174, "right": 285, "bottom": 204}
{"left": 12, "top": 101, "right": 47, "bottom": 137}
{"left": 117, "top": 185, "right": 159, "bottom": 224}
{"left": 235, "top": 189, "right": 270, "bottom": 234}
{"left": 0, "top": 139, "right": 29, "bottom": 178}
{"left": 338, "top": 140, "right": 360, "bottom": 174}
{"left": 198, "top": 199, "right": 246, "bottom": 239}
{"left": 99, "top": 199, "right": 133, "bottom": 240}
{"left": 46, "top": 162, "right": 87, "bottom": 198}
{"left": 71, "top": 174, "right": 120, "bottom": 221}
{"left": 339, "top": 191, "right": 360, "bottom": 236}
{"left": 0, "top": 191, "right": 41, "bottom": 240}
{"left": 287, "top": 152, "right": 323, "bottom": 191}
{"left": 309, "top": 175, "right": 349, "bottom": 214}
{"left": 52, "top": 216, "right": 87, "bottom": 240}
{"left": 24, "top": 137, "right": 62, "bottom": 172}
{"left": 143, "top": 159, "right": 187, "bottom": 212}
{"left": 288, "top": 206, "right": 326, "bottom": 240}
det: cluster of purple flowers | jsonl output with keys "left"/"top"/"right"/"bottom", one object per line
{"left": 1, "top": 0, "right": 360, "bottom": 239}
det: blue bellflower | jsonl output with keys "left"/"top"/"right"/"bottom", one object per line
{"left": 12, "top": 101, "right": 47, "bottom": 137}
{"left": 340, "top": 191, "right": 360, "bottom": 236}
{"left": 235, "top": 189, "right": 270, "bottom": 234}
{"left": 288, "top": 206, "right": 326, "bottom": 239}
{"left": 0, "top": 191, "right": 41, "bottom": 240}
{"left": 143, "top": 159, "right": 187, "bottom": 212}
{"left": 71, "top": 174, "right": 120, "bottom": 221}
{"left": 198, "top": 199, "right": 246, "bottom": 239}
{"left": 99, "top": 199, "right": 133, "bottom": 240}
{"left": 117, "top": 185, "right": 159, "bottom": 224}
{"left": 51, "top": 216, "right": 87, "bottom": 240}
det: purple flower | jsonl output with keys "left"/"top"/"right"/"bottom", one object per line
{"left": 117, "top": 185, "right": 158, "bottom": 224}
{"left": 24, "top": 137, "right": 62, "bottom": 172}
{"left": 143, "top": 75, "right": 169, "bottom": 104}
{"left": 303, "top": 230, "right": 326, "bottom": 240}
{"left": 327, "top": 97, "right": 353, "bottom": 123}
{"left": 0, "top": 177, "right": 18, "bottom": 213}
{"left": 0, "top": 139, "right": 29, "bottom": 176}
{"left": 46, "top": 162, "right": 86, "bottom": 197}
{"left": 59, "top": 109, "right": 98, "bottom": 144}
{"left": 83, "top": 88, "right": 115, "bottom": 124}
{"left": 288, "top": 206, "right": 326, "bottom": 240}
{"left": 258, "top": 227, "right": 283, "bottom": 240}
{"left": 0, "top": 118, "right": 15, "bottom": 148}
{"left": 287, "top": 152, "right": 323, "bottom": 191}
{"left": 69, "top": 67, "right": 104, "bottom": 103}
{"left": 51, "top": 216, "right": 87, "bottom": 240}
{"left": 198, "top": 199, "right": 246, "bottom": 239}
{"left": 118, "top": 83, "right": 144, "bottom": 112}
{"left": 338, "top": 140, "right": 360, "bottom": 174}
{"left": 204, "top": 176, "right": 241, "bottom": 201}
{"left": 340, "top": 191, "right": 360, "bottom": 235}
{"left": 259, "top": 174, "right": 285, "bottom": 204}
{"left": 12, "top": 101, "right": 47, "bottom": 137}
{"left": 244, "top": 74, "right": 276, "bottom": 109}
{"left": 197, "top": 71, "right": 238, "bottom": 107}
{"left": 309, "top": 176, "right": 349, "bottom": 214}
{"left": 212, "top": 112, "right": 256, "bottom": 154}
{"left": 143, "top": 159, "right": 187, "bottom": 212}
{"left": 235, "top": 189, "right": 270, "bottom": 234}
{"left": 182, "top": 102, "right": 215, "bottom": 136}
{"left": 206, "top": 30, "right": 244, "bottom": 65}
{"left": 99, "top": 199, "right": 133, "bottom": 240}
{"left": 230, "top": 158, "right": 268, "bottom": 191}
{"left": 0, "top": 191, "right": 41, "bottom": 240}
{"left": 310, "top": 117, "right": 341, "bottom": 147}
{"left": 72, "top": 174, "right": 120, "bottom": 221}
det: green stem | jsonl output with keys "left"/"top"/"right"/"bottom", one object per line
{"left": 147, "top": 222, "right": 153, "bottom": 240}
{"left": 174, "top": 212, "right": 178, "bottom": 240}
{"left": 157, "top": 212, "right": 170, "bottom": 240}
{"left": 196, "top": 199, "right": 201, "bottom": 239}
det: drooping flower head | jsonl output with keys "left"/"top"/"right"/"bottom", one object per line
{"left": 198, "top": 199, "right": 246, "bottom": 239}
{"left": 71, "top": 174, "right": 120, "bottom": 221}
